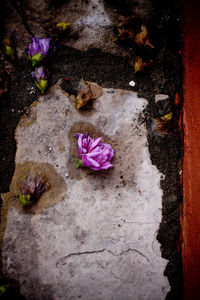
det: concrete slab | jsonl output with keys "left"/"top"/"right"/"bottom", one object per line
{"left": 1, "top": 83, "right": 169, "bottom": 299}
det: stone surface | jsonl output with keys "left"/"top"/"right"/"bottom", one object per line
{"left": 1, "top": 83, "right": 169, "bottom": 299}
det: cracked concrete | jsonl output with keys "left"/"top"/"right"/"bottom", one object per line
{"left": 56, "top": 247, "right": 150, "bottom": 266}
{"left": 1, "top": 83, "right": 169, "bottom": 299}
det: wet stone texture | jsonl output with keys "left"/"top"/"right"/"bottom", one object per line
{"left": 1, "top": 84, "right": 169, "bottom": 299}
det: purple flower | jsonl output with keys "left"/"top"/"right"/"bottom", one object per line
{"left": 26, "top": 37, "right": 55, "bottom": 66}
{"left": 31, "top": 66, "right": 49, "bottom": 93}
{"left": 74, "top": 133, "right": 114, "bottom": 171}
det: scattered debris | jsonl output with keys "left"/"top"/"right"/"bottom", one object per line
{"left": 43, "top": 21, "right": 71, "bottom": 39}
{"left": 134, "top": 24, "right": 154, "bottom": 48}
{"left": 113, "top": 17, "right": 136, "bottom": 43}
{"left": 114, "top": 17, "right": 154, "bottom": 49}
{"left": 74, "top": 133, "right": 114, "bottom": 170}
{"left": 114, "top": 24, "right": 134, "bottom": 42}
{"left": 75, "top": 80, "right": 103, "bottom": 110}
{"left": 134, "top": 56, "right": 152, "bottom": 73}
{"left": 0, "top": 67, "right": 9, "bottom": 98}
{"left": 155, "top": 112, "right": 173, "bottom": 134}
{"left": 155, "top": 94, "right": 169, "bottom": 103}
{"left": 129, "top": 80, "right": 135, "bottom": 87}
{"left": 18, "top": 173, "right": 49, "bottom": 207}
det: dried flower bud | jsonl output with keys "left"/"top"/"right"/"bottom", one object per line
{"left": 134, "top": 24, "right": 154, "bottom": 48}
{"left": 56, "top": 22, "right": 71, "bottom": 32}
{"left": 26, "top": 37, "right": 56, "bottom": 67}
{"left": 18, "top": 173, "right": 48, "bottom": 207}
{"left": 74, "top": 133, "right": 114, "bottom": 171}
{"left": 31, "top": 66, "right": 49, "bottom": 93}
{"left": 2, "top": 38, "right": 16, "bottom": 60}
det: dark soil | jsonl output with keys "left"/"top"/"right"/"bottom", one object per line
{"left": 0, "top": 0, "right": 182, "bottom": 299}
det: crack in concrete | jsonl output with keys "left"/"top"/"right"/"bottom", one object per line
{"left": 99, "top": 219, "right": 160, "bottom": 225}
{"left": 56, "top": 248, "right": 150, "bottom": 266}
{"left": 123, "top": 248, "right": 150, "bottom": 263}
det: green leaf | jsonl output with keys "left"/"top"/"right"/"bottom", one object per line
{"left": 76, "top": 159, "right": 83, "bottom": 168}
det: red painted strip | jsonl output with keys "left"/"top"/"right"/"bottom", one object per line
{"left": 182, "top": 0, "right": 200, "bottom": 298}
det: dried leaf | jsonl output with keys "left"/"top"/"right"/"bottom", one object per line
{"left": 115, "top": 27, "right": 135, "bottom": 42}
{"left": 133, "top": 56, "right": 152, "bottom": 73}
{"left": 75, "top": 80, "right": 103, "bottom": 110}
{"left": 156, "top": 112, "right": 173, "bottom": 134}
{"left": 114, "top": 17, "right": 137, "bottom": 42}
{"left": 134, "top": 24, "right": 154, "bottom": 48}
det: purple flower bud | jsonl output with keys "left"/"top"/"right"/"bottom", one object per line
{"left": 74, "top": 133, "right": 114, "bottom": 171}
{"left": 31, "top": 66, "right": 49, "bottom": 93}
{"left": 26, "top": 37, "right": 56, "bottom": 66}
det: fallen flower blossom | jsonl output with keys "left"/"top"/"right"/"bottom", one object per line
{"left": 18, "top": 173, "right": 49, "bottom": 207}
{"left": 31, "top": 66, "right": 49, "bottom": 93}
{"left": 26, "top": 37, "right": 55, "bottom": 67}
{"left": 134, "top": 24, "right": 154, "bottom": 48}
{"left": 74, "top": 133, "right": 114, "bottom": 171}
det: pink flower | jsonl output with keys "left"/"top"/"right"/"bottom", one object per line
{"left": 74, "top": 133, "right": 114, "bottom": 171}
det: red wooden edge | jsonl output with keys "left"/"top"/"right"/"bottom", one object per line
{"left": 182, "top": 0, "right": 200, "bottom": 298}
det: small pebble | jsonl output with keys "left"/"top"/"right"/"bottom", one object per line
{"left": 129, "top": 80, "right": 136, "bottom": 87}
{"left": 155, "top": 94, "right": 169, "bottom": 103}
{"left": 49, "top": 147, "right": 52, "bottom": 151}
{"left": 65, "top": 173, "right": 69, "bottom": 178}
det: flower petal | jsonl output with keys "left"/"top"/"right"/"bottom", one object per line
{"left": 88, "top": 137, "right": 102, "bottom": 152}
{"left": 82, "top": 154, "right": 100, "bottom": 168}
